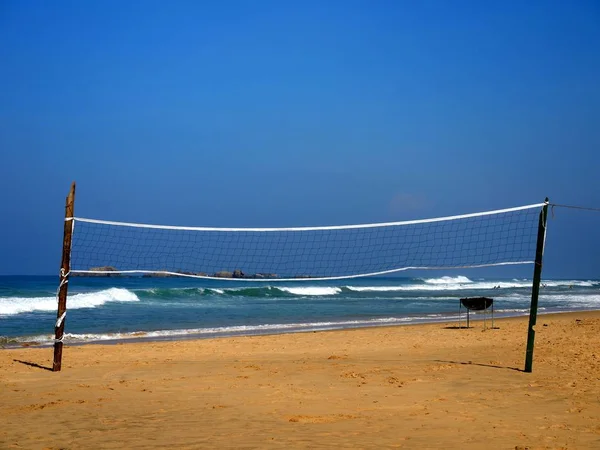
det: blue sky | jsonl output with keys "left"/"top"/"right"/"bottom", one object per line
{"left": 1, "top": 1, "right": 599, "bottom": 277}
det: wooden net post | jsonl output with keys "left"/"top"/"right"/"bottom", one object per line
{"left": 53, "top": 182, "right": 76, "bottom": 372}
{"left": 524, "top": 198, "right": 549, "bottom": 373}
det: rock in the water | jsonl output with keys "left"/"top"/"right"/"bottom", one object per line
{"left": 72, "top": 266, "right": 120, "bottom": 277}
{"left": 213, "top": 271, "right": 233, "bottom": 278}
{"left": 253, "top": 273, "right": 278, "bottom": 279}
{"left": 142, "top": 272, "right": 173, "bottom": 278}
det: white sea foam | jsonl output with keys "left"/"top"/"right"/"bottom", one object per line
{"left": 0, "top": 288, "right": 139, "bottom": 316}
{"left": 494, "top": 308, "right": 546, "bottom": 313}
{"left": 423, "top": 275, "right": 473, "bottom": 285}
{"left": 279, "top": 287, "right": 342, "bottom": 296}
{"left": 542, "top": 280, "right": 597, "bottom": 287}
{"left": 17, "top": 314, "right": 459, "bottom": 344}
{"left": 541, "top": 294, "right": 600, "bottom": 305}
{"left": 347, "top": 278, "right": 598, "bottom": 293}
{"left": 346, "top": 285, "right": 407, "bottom": 292}
{"left": 347, "top": 283, "right": 485, "bottom": 292}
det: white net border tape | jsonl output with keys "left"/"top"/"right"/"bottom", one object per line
{"left": 66, "top": 202, "right": 546, "bottom": 232}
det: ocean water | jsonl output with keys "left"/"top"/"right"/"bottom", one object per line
{"left": 1, "top": 275, "right": 599, "bottom": 347}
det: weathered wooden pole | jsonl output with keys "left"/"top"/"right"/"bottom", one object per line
{"left": 524, "top": 198, "right": 549, "bottom": 373}
{"left": 53, "top": 182, "right": 76, "bottom": 372}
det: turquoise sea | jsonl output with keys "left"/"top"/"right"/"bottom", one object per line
{"left": 1, "top": 275, "right": 599, "bottom": 347}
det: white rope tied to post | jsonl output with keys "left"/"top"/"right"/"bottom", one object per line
{"left": 55, "top": 311, "right": 67, "bottom": 328}
{"left": 54, "top": 269, "right": 70, "bottom": 341}
{"left": 57, "top": 269, "right": 70, "bottom": 290}
{"left": 55, "top": 271, "right": 69, "bottom": 309}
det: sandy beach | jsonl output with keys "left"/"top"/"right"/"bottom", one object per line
{"left": 1, "top": 311, "right": 599, "bottom": 449}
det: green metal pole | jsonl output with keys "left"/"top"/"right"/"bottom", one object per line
{"left": 524, "top": 198, "right": 549, "bottom": 373}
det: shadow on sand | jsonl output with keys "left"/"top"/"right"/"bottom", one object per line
{"left": 13, "top": 359, "right": 53, "bottom": 372}
{"left": 434, "top": 359, "right": 523, "bottom": 372}
{"left": 442, "top": 325, "right": 501, "bottom": 330}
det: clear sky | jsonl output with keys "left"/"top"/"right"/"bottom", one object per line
{"left": 1, "top": 1, "right": 599, "bottom": 277}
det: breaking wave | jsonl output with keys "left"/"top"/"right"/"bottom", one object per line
{"left": 0, "top": 288, "right": 139, "bottom": 316}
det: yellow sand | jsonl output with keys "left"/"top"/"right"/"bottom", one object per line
{"left": 1, "top": 311, "right": 599, "bottom": 449}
